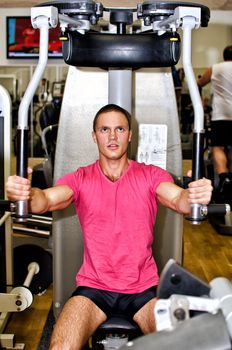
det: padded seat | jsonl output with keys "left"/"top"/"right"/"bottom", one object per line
{"left": 98, "top": 316, "right": 141, "bottom": 333}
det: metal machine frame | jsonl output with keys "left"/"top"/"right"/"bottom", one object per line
{"left": 8, "top": 1, "right": 232, "bottom": 348}
{"left": 14, "top": 1, "right": 211, "bottom": 222}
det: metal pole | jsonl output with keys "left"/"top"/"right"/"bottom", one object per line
{"left": 182, "top": 16, "right": 205, "bottom": 224}
{"left": 15, "top": 16, "right": 50, "bottom": 222}
{"left": 108, "top": 69, "right": 132, "bottom": 113}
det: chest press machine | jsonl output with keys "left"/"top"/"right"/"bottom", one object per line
{"left": 4, "top": 0, "right": 232, "bottom": 349}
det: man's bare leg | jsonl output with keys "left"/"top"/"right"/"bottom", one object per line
{"left": 228, "top": 147, "right": 232, "bottom": 173}
{"left": 49, "top": 295, "right": 107, "bottom": 350}
{"left": 133, "top": 298, "right": 157, "bottom": 334}
{"left": 212, "top": 146, "right": 228, "bottom": 174}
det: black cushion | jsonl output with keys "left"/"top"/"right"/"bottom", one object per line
{"left": 63, "top": 31, "right": 181, "bottom": 68}
{"left": 98, "top": 317, "right": 140, "bottom": 332}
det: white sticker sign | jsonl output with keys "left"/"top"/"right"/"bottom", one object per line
{"left": 137, "top": 124, "right": 167, "bottom": 170}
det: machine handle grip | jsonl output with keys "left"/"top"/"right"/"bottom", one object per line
{"left": 16, "top": 128, "right": 28, "bottom": 178}
{"left": 192, "top": 131, "right": 205, "bottom": 181}
{"left": 188, "top": 132, "right": 205, "bottom": 224}
{"left": 15, "top": 129, "right": 29, "bottom": 222}
{"left": 206, "top": 204, "right": 231, "bottom": 216}
{"left": 186, "top": 203, "right": 231, "bottom": 225}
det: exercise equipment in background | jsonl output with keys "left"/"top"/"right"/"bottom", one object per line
{"left": 13, "top": 244, "right": 52, "bottom": 296}
{"left": 31, "top": 80, "right": 64, "bottom": 189}
{"left": 0, "top": 84, "right": 52, "bottom": 348}
{"left": 120, "top": 260, "right": 232, "bottom": 350}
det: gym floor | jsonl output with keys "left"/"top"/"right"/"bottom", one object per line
{"left": 4, "top": 160, "right": 232, "bottom": 349}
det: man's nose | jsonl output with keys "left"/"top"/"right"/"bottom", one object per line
{"left": 109, "top": 129, "right": 116, "bottom": 139}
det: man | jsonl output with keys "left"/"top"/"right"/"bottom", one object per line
{"left": 6, "top": 104, "right": 212, "bottom": 350}
{"left": 198, "top": 45, "right": 232, "bottom": 192}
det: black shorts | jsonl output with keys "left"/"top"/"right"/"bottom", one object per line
{"left": 211, "top": 121, "right": 232, "bottom": 147}
{"left": 71, "top": 286, "right": 157, "bottom": 319}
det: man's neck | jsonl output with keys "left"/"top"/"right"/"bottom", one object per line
{"left": 99, "top": 157, "right": 130, "bottom": 182}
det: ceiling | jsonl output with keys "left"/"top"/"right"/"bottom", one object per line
{"left": 0, "top": 0, "right": 232, "bottom": 10}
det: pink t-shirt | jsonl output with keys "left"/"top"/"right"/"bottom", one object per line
{"left": 56, "top": 160, "right": 173, "bottom": 293}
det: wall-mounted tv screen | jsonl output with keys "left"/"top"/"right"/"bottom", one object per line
{"left": 7, "top": 16, "right": 63, "bottom": 59}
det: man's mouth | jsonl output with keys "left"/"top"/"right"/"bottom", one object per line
{"left": 107, "top": 143, "right": 119, "bottom": 150}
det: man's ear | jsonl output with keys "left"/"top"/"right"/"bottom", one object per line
{"left": 92, "top": 131, "right": 97, "bottom": 143}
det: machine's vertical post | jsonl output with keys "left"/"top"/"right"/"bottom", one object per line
{"left": 15, "top": 8, "right": 58, "bottom": 222}
{"left": 0, "top": 86, "right": 13, "bottom": 336}
{"left": 0, "top": 86, "right": 12, "bottom": 294}
{"left": 108, "top": 69, "right": 132, "bottom": 113}
{"left": 182, "top": 16, "right": 205, "bottom": 224}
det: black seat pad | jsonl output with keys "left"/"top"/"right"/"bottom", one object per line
{"left": 98, "top": 316, "right": 139, "bottom": 332}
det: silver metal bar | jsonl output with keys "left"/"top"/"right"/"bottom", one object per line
{"left": 182, "top": 16, "right": 204, "bottom": 132}
{"left": 41, "top": 124, "right": 58, "bottom": 158}
{"left": 23, "top": 263, "right": 39, "bottom": 288}
{"left": 18, "top": 19, "right": 49, "bottom": 129}
{"left": 13, "top": 226, "right": 50, "bottom": 237}
{"left": 30, "top": 214, "right": 53, "bottom": 221}
{"left": 108, "top": 69, "right": 132, "bottom": 113}
{"left": 16, "top": 7, "right": 58, "bottom": 221}
{"left": 24, "top": 218, "right": 52, "bottom": 226}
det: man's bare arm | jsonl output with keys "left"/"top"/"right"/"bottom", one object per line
{"left": 6, "top": 175, "right": 74, "bottom": 214}
{"left": 197, "top": 67, "right": 212, "bottom": 87}
{"left": 156, "top": 178, "right": 213, "bottom": 215}
{"left": 29, "top": 185, "right": 74, "bottom": 213}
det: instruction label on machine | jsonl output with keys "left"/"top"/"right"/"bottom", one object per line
{"left": 137, "top": 124, "right": 167, "bottom": 170}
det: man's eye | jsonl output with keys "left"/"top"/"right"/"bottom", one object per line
{"left": 117, "top": 127, "right": 125, "bottom": 133}
{"left": 100, "top": 127, "right": 109, "bottom": 133}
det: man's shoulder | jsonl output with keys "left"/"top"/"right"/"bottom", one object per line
{"left": 131, "top": 161, "right": 163, "bottom": 173}
{"left": 61, "top": 161, "right": 97, "bottom": 180}
{"left": 78, "top": 161, "right": 98, "bottom": 172}
{"left": 213, "top": 61, "right": 232, "bottom": 70}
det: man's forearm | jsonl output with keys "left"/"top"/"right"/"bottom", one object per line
{"left": 157, "top": 183, "right": 191, "bottom": 214}
{"left": 29, "top": 185, "right": 74, "bottom": 213}
{"left": 29, "top": 188, "right": 49, "bottom": 213}
{"left": 156, "top": 177, "right": 212, "bottom": 214}
{"left": 175, "top": 189, "right": 191, "bottom": 214}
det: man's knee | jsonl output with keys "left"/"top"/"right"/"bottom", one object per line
{"left": 133, "top": 297, "right": 157, "bottom": 334}
{"left": 50, "top": 295, "right": 107, "bottom": 349}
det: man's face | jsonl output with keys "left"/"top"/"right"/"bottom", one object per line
{"left": 92, "top": 110, "right": 132, "bottom": 161}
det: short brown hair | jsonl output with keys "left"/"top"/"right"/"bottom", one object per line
{"left": 223, "top": 45, "right": 232, "bottom": 61}
{"left": 93, "top": 104, "right": 131, "bottom": 131}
